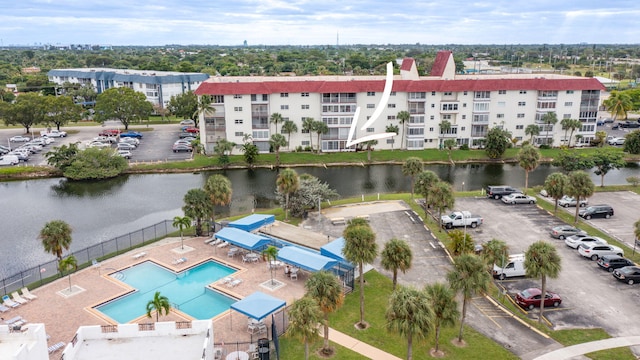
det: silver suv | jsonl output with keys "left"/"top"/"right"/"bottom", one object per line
{"left": 578, "top": 243, "right": 623, "bottom": 261}
{"left": 564, "top": 235, "right": 607, "bottom": 249}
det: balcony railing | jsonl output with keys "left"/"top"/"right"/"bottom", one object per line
{"left": 471, "top": 132, "right": 487, "bottom": 137}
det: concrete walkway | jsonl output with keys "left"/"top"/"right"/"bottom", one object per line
{"left": 533, "top": 336, "right": 640, "bottom": 360}
{"left": 328, "top": 327, "right": 402, "bottom": 360}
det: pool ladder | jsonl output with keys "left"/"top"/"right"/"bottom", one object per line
{"left": 105, "top": 268, "right": 126, "bottom": 281}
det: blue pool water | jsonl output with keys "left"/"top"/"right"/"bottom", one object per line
{"left": 97, "top": 260, "right": 237, "bottom": 323}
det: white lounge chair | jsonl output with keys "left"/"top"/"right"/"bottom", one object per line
{"left": 20, "top": 287, "right": 37, "bottom": 300}
{"left": 0, "top": 303, "right": 9, "bottom": 313}
{"left": 11, "top": 292, "right": 28, "bottom": 304}
{"left": 227, "top": 279, "right": 242, "bottom": 288}
{"left": 2, "top": 295, "right": 19, "bottom": 308}
{"left": 220, "top": 276, "right": 234, "bottom": 285}
{"left": 132, "top": 252, "right": 147, "bottom": 259}
{"left": 172, "top": 257, "right": 187, "bottom": 265}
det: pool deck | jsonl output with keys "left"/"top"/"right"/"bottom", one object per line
{"left": 6, "top": 234, "right": 307, "bottom": 358}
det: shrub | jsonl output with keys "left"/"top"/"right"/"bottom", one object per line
{"left": 627, "top": 176, "right": 640, "bottom": 187}
{"left": 459, "top": 144, "right": 469, "bottom": 151}
{"left": 539, "top": 144, "right": 551, "bottom": 150}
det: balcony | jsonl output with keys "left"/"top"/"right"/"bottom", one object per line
{"left": 471, "top": 132, "right": 487, "bottom": 137}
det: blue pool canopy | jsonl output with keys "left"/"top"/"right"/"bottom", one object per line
{"left": 320, "top": 237, "right": 350, "bottom": 263}
{"left": 231, "top": 291, "right": 286, "bottom": 321}
{"left": 228, "top": 214, "right": 275, "bottom": 232}
{"left": 214, "top": 227, "right": 271, "bottom": 251}
{"left": 277, "top": 246, "right": 338, "bottom": 272}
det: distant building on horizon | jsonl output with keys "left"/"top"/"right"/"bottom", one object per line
{"left": 194, "top": 51, "right": 604, "bottom": 154}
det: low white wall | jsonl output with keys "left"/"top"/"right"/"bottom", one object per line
{"left": 0, "top": 324, "right": 48, "bottom": 360}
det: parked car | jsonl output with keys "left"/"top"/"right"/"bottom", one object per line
{"left": 179, "top": 119, "right": 195, "bottom": 126}
{"left": 620, "top": 121, "right": 640, "bottom": 129}
{"left": 607, "top": 137, "right": 625, "bottom": 146}
{"left": 174, "top": 139, "right": 194, "bottom": 146}
{"left": 501, "top": 193, "right": 536, "bottom": 205}
{"left": 492, "top": 254, "right": 526, "bottom": 280}
{"left": 515, "top": 288, "right": 562, "bottom": 310}
{"left": 93, "top": 136, "right": 117, "bottom": 144}
{"left": 99, "top": 129, "right": 122, "bottom": 136}
{"left": 597, "top": 255, "right": 635, "bottom": 273}
{"left": 10, "top": 135, "right": 31, "bottom": 142}
{"left": 558, "top": 195, "right": 588, "bottom": 208}
{"left": 440, "top": 211, "right": 483, "bottom": 229}
{"left": 603, "top": 118, "right": 614, "bottom": 124}
{"left": 119, "top": 131, "right": 143, "bottom": 139}
{"left": 40, "top": 129, "right": 67, "bottom": 137}
{"left": 7, "top": 151, "right": 29, "bottom": 162}
{"left": 578, "top": 243, "right": 624, "bottom": 261}
{"left": 116, "top": 142, "right": 136, "bottom": 151}
{"left": 579, "top": 205, "right": 614, "bottom": 220}
{"left": 182, "top": 127, "right": 200, "bottom": 134}
{"left": 117, "top": 150, "right": 133, "bottom": 159}
{"left": 0, "top": 145, "right": 10, "bottom": 155}
{"left": 119, "top": 138, "right": 139, "bottom": 146}
{"left": 0, "top": 155, "right": 20, "bottom": 166}
{"left": 88, "top": 141, "right": 111, "bottom": 149}
{"left": 179, "top": 132, "right": 197, "bottom": 139}
{"left": 21, "top": 143, "right": 42, "bottom": 152}
{"left": 565, "top": 235, "right": 607, "bottom": 249}
{"left": 486, "top": 185, "right": 520, "bottom": 199}
{"left": 613, "top": 266, "right": 640, "bottom": 285}
{"left": 549, "top": 225, "right": 586, "bottom": 240}
{"left": 612, "top": 123, "right": 620, "bottom": 130}
{"left": 172, "top": 144, "right": 193, "bottom": 153}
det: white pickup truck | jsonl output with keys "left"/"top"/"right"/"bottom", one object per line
{"left": 440, "top": 211, "right": 483, "bottom": 229}
{"left": 40, "top": 129, "right": 67, "bottom": 138}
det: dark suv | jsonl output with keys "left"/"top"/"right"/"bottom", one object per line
{"left": 486, "top": 185, "right": 520, "bottom": 200}
{"left": 579, "top": 205, "right": 614, "bottom": 220}
{"left": 597, "top": 255, "right": 635, "bottom": 272}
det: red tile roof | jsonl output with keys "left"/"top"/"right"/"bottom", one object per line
{"left": 195, "top": 77, "right": 604, "bottom": 95}
{"left": 400, "top": 58, "right": 414, "bottom": 71}
{"left": 430, "top": 51, "right": 452, "bottom": 76}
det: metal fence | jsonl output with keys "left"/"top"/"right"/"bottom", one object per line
{"left": 1, "top": 220, "right": 176, "bottom": 296}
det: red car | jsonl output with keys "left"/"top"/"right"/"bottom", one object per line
{"left": 99, "top": 129, "right": 122, "bottom": 136}
{"left": 183, "top": 127, "right": 200, "bottom": 134}
{"left": 515, "top": 288, "right": 562, "bottom": 310}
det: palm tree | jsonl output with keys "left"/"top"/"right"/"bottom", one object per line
{"left": 203, "top": 174, "right": 232, "bottom": 231}
{"left": 276, "top": 168, "right": 299, "bottom": 220}
{"left": 560, "top": 118, "right": 572, "bottom": 146}
{"left": 427, "top": 180, "right": 455, "bottom": 221}
{"left": 182, "top": 188, "right": 213, "bottom": 236}
{"left": 380, "top": 238, "right": 413, "bottom": 290}
{"left": 396, "top": 110, "right": 410, "bottom": 150}
{"left": 193, "top": 95, "right": 215, "bottom": 122}
{"left": 424, "top": 282, "right": 459, "bottom": 356}
{"left": 288, "top": 297, "right": 322, "bottom": 360}
{"left": 447, "top": 254, "right": 491, "bottom": 344}
{"left": 59, "top": 255, "right": 77, "bottom": 292}
{"left": 415, "top": 170, "right": 439, "bottom": 216}
{"left": 305, "top": 271, "right": 344, "bottom": 355}
{"left": 525, "top": 124, "right": 540, "bottom": 144}
{"left": 402, "top": 157, "right": 423, "bottom": 199}
{"left": 385, "top": 285, "right": 433, "bottom": 360}
{"left": 302, "top": 117, "right": 315, "bottom": 150}
{"left": 567, "top": 119, "right": 582, "bottom": 147}
{"left": 39, "top": 220, "right": 73, "bottom": 266}
{"left": 262, "top": 245, "right": 279, "bottom": 285}
{"left": 517, "top": 145, "right": 541, "bottom": 194}
{"left": 443, "top": 139, "right": 456, "bottom": 163}
{"left": 342, "top": 219, "right": 378, "bottom": 329}
{"left": 281, "top": 120, "right": 298, "bottom": 149}
{"left": 172, "top": 215, "right": 192, "bottom": 249}
{"left": 439, "top": 120, "right": 451, "bottom": 149}
{"left": 544, "top": 172, "right": 569, "bottom": 214}
{"left": 541, "top": 112, "right": 558, "bottom": 146}
{"left": 385, "top": 124, "right": 399, "bottom": 151}
{"left": 363, "top": 139, "right": 377, "bottom": 162}
{"left": 213, "top": 139, "right": 236, "bottom": 168}
{"left": 565, "top": 171, "right": 595, "bottom": 224}
{"left": 146, "top": 291, "right": 171, "bottom": 322}
{"left": 635, "top": 219, "right": 640, "bottom": 244}
{"left": 603, "top": 91, "right": 633, "bottom": 120}
{"left": 524, "top": 241, "right": 562, "bottom": 323}
{"left": 447, "top": 229, "right": 474, "bottom": 256}
{"left": 269, "top": 133, "right": 288, "bottom": 168}
{"left": 481, "top": 239, "right": 509, "bottom": 273}
{"left": 312, "top": 120, "right": 329, "bottom": 153}
{"left": 270, "top": 112, "right": 283, "bottom": 134}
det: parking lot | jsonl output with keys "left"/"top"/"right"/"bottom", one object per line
{"left": 456, "top": 195, "right": 640, "bottom": 355}
{"left": 0, "top": 122, "right": 193, "bottom": 166}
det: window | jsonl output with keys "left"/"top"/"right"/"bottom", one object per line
{"left": 498, "top": 90, "right": 507, "bottom": 95}
{"left": 538, "top": 90, "right": 558, "bottom": 98}
{"left": 301, "top": 141, "right": 310, "bottom": 146}
{"left": 430, "top": 115, "right": 435, "bottom": 120}
{"left": 519, "top": 90, "right": 527, "bottom": 94}
{"left": 517, "top": 113, "right": 525, "bottom": 118}
{"left": 442, "top": 114, "right": 452, "bottom": 120}
{"left": 409, "top": 92, "right": 426, "bottom": 99}
{"left": 301, "top": 92, "right": 309, "bottom": 97}
{"left": 473, "top": 114, "right": 489, "bottom": 123}
{"left": 301, "top": 104, "right": 309, "bottom": 109}
{"left": 367, "top": 92, "right": 376, "bottom": 96}
{"left": 367, "top": 104, "right": 375, "bottom": 109}
{"left": 390, "top": 91, "right": 396, "bottom": 96}
{"left": 234, "top": 132, "right": 243, "bottom": 136}
{"left": 387, "top": 115, "right": 396, "bottom": 120}
{"left": 463, "top": 91, "right": 468, "bottom": 95}
{"left": 431, "top": 104, "right": 435, "bottom": 108}
{"left": 516, "top": 125, "right": 524, "bottom": 130}
{"left": 566, "top": 90, "right": 574, "bottom": 94}
{"left": 233, "top": 94, "right": 242, "bottom": 99}
{"left": 473, "top": 102, "right": 490, "bottom": 111}
{"left": 366, "top": 128, "right": 375, "bottom": 133}
{"left": 463, "top": 103, "right": 467, "bottom": 107}
{"left": 408, "top": 128, "right": 424, "bottom": 135}
{"left": 462, "top": 115, "right": 466, "bottom": 119}
{"left": 581, "top": 124, "right": 595, "bottom": 132}
{"left": 537, "top": 101, "right": 556, "bottom": 109}
{"left": 518, "top": 101, "right": 526, "bottom": 106}
{"left": 301, "top": 128, "right": 309, "bottom": 134}
{"left": 429, "top": 127, "right": 434, "bottom": 132}
{"left": 461, "top": 126, "right": 465, "bottom": 131}
{"left": 498, "top": 101, "right": 506, "bottom": 107}
{"left": 444, "top": 92, "right": 452, "bottom": 96}
{"left": 564, "top": 102, "right": 573, "bottom": 106}
{"left": 234, "top": 107, "right": 243, "bottom": 111}
{"left": 432, "top": 91, "right": 436, "bottom": 96}
{"left": 280, "top": 93, "right": 289, "bottom": 98}
{"left": 387, "top": 104, "right": 396, "bottom": 108}
{"left": 563, "top": 114, "right": 571, "bottom": 119}
{"left": 441, "top": 103, "right": 458, "bottom": 111}
{"left": 497, "top": 114, "right": 504, "bottom": 119}
{"left": 474, "top": 91, "right": 490, "bottom": 99}
{"left": 280, "top": 105, "right": 289, "bottom": 110}
{"left": 234, "top": 119, "right": 243, "bottom": 124}
{"left": 213, "top": 95, "right": 224, "bottom": 103}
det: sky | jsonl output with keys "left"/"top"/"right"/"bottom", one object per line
{"left": 1, "top": 0, "right": 639, "bottom": 46}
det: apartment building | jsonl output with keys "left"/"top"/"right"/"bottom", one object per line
{"left": 48, "top": 68, "right": 209, "bottom": 108}
{"left": 194, "top": 51, "right": 605, "bottom": 154}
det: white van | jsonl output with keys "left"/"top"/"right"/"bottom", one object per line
{"left": 0, "top": 155, "right": 20, "bottom": 166}
{"left": 492, "top": 254, "right": 526, "bottom": 280}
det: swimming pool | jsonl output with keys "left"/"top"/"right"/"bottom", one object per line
{"left": 96, "top": 260, "right": 237, "bottom": 323}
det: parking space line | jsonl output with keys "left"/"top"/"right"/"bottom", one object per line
{"left": 472, "top": 299, "right": 503, "bottom": 328}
